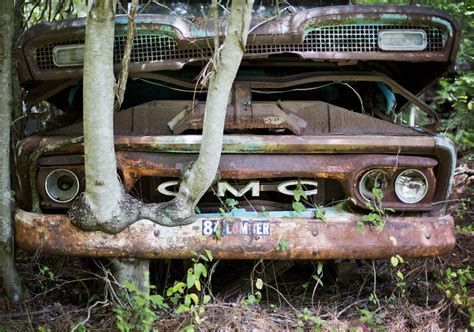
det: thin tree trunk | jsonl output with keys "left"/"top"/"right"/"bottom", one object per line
{"left": 141, "top": 0, "right": 255, "bottom": 225}
{"left": 0, "top": 0, "right": 23, "bottom": 302}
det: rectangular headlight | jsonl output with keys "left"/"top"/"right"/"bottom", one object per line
{"left": 53, "top": 44, "right": 85, "bottom": 67}
{"left": 378, "top": 30, "right": 427, "bottom": 51}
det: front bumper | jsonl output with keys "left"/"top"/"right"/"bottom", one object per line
{"left": 15, "top": 208, "right": 455, "bottom": 260}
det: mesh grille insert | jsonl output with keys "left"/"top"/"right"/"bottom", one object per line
{"left": 301, "top": 25, "right": 444, "bottom": 53}
{"left": 33, "top": 24, "right": 446, "bottom": 71}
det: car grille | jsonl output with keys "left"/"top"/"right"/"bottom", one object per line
{"left": 302, "top": 25, "right": 445, "bottom": 52}
{"left": 33, "top": 24, "right": 446, "bottom": 71}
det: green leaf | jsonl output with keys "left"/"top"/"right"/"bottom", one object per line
{"left": 317, "top": 262, "right": 323, "bottom": 275}
{"left": 187, "top": 274, "right": 196, "bottom": 289}
{"left": 175, "top": 304, "right": 189, "bottom": 314}
{"left": 314, "top": 208, "right": 327, "bottom": 222}
{"left": 195, "top": 279, "right": 201, "bottom": 291}
{"left": 256, "top": 278, "right": 263, "bottom": 290}
{"left": 292, "top": 201, "right": 306, "bottom": 215}
{"left": 312, "top": 275, "right": 323, "bottom": 287}
{"left": 225, "top": 198, "right": 239, "bottom": 209}
{"left": 391, "top": 256, "right": 399, "bottom": 267}
{"left": 188, "top": 293, "right": 199, "bottom": 306}
{"left": 203, "top": 295, "right": 211, "bottom": 305}
{"left": 293, "top": 185, "right": 307, "bottom": 202}
{"left": 205, "top": 249, "right": 213, "bottom": 262}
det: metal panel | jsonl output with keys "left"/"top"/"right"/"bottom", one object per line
{"left": 14, "top": 208, "right": 455, "bottom": 260}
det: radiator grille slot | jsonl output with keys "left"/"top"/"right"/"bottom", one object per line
{"left": 114, "top": 34, "right": 178, "bottom": 63}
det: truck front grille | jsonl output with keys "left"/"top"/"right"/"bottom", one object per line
{"left": 303, "top": 25, "right": 445, "bottom": 53}
{"left": 33, "top": 24, "right": 446, "bottom": 71}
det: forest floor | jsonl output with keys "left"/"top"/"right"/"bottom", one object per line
{"left": 0, "top": 164, "right": 473, "bottom": 331}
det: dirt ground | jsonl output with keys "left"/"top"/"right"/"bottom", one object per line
{"left": 0, "top": 165, "right": 472, "bottom": 331}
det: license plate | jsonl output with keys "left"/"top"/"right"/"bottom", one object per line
{"left": 202, "top": 219, "right": 271, "bottom": 237}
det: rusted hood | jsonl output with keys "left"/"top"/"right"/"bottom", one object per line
{"left": 18, "top": 5, "right": 460, "bottom": 95}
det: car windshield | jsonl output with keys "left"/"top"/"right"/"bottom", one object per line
{"left": 140, "top": 0, "right": 349, "bottom": 18}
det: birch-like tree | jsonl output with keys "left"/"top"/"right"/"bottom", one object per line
{"left": 68, "top": 0, "right": 254, "bottom": 287}
{"left": 0, "top": 0, "right": 23, "bottom": 302}
{"left": 69, "top": 0, "right": 254, "bottom": 231}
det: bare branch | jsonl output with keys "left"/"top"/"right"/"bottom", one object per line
{"left": 114, "top": 0, "right": 139, "bottom": 111}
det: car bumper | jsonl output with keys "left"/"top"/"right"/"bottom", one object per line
{"left": 14, "top": 208, "right": 455, "bottom": 260}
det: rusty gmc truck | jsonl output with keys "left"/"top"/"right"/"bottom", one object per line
{"left": 13, "top": 2, "right": 460, "bottom": 260}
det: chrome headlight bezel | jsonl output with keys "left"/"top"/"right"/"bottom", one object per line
{"left": 378, "top": 29, "right": 428, "bottom": 51}
{"left": 52, "top": 44, "right": 85, "bottom": 67}
{"left": 358, "top": 169, "right": 390, "bottom": 202}
{"left": 45, "top": 168, "right": 80, "bottom": 203}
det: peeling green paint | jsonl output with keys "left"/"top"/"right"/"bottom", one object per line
{"left": 431, "top": 16, "right": 453, "bottom": 37}
{"left": 380, "top": 14, "right": 408, "bottom": 21}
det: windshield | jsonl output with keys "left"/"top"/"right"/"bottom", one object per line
{"left": 140, "top": 0, "right": 350, "bottom": 18}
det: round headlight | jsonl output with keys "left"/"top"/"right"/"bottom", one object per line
{"left": 395, "top": 169, "right": 428, "bottom": 204}
{"left": 359, "top": 169, "right": 390, "bottom": 201}
{"left": 45, "top": 169, "right": 80, "bottom": 203}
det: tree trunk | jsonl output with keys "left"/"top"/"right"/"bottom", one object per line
{"left": 141, "top": 0, "right": 255, "bottom": 225}
{"left": 68, "top": 0, "right": 148, "bottom": 290}
{"left": 70, "top": 0, "right": 253, "bottom": 227}
{"left": 112, "top": 259, "right": 150, "bottom": 293}
{"left": 0, "top": 0, "right": 23, "bottom": 302}
{"left": 69, "top": 0, "right": 142, "bottom": 234}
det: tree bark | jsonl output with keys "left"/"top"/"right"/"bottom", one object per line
{"left": 0, "top": 0, "right": 23, "bottom": 302}
{"left": 68, "top": 0, "right": 148, "bottom": 289}
{"left": 69, "top": 0, "right": 142, "bottom": 234}
{"left": 70, "top": 0, "right": 254, "bottom": 230}
{"left": 140, "top": 0, "right": 255, "bottom": 225}
{"left": 112, "top": 259, "right": 150, "bottom": 293}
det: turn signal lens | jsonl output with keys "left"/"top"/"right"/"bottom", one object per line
{"left": 359, "top": 169, "right": 390, "bottom": 201}
{"left": 378, "top": 30, "right": 427, "bottom": 51}
{"left": 53, "top": 45, "right": 84, "bottom": 67}
{"left": 395, "top": 169, "right": 428, "bottom": 204}
{"left": 45, "top": 169, "right": 80, "bottom": 203}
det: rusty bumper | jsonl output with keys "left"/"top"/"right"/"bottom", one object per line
{"left": 14, "top": 208, "right": 455, "bottom": 260}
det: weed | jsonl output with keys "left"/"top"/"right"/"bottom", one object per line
{"left": 436, "top": 266, "right": 474, "bottom": 327}
{"left": 114, "top": 278, "right": 168, "bottom": 332}
{"left": 166, "top": 250, "right": 213, "bottom": 325}
{"left": 276, "top": 239, "right": 288, "bottom": 252}
{"left": 292, "top": 183, "right": 307, "bottom": 215}
{"left": 356, "top": 307, "right": 386, "bottom": 330}
{"left": 242, "top": 278, "right": 263, "bottom": 306}
{"left": 225, "top": 198, "right": 239, "bottom": 210}
{"left": 313, "top": 206, "right": 327, "bottom": 222}
{"left": 359, "top": 188, "right": 394, "bottom": 232}
{"left": 38, "top": 265, "right": 55, "bottom": 293}
{"left": 297, "top": 308, "right": 327, "bottom": 331}
{"left": 38, "top": 327, "right": 52, "bottom": 332}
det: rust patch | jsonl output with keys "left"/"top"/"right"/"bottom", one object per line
{"left": 14, "top": 208, "right": 455, "bottom": 260}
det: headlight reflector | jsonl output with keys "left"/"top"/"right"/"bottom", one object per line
{"left": 45, "top": 169, "right": 80, "bottom": 203}
{"left": 359, "top": 169, "right": 390, "bottom": 201}
{"left": 53, "top": 44, "right": 84, "bottom": 67}
{"left": 378, "top": 29, "right": 427, "bottom": 51}
{"left": 395, "top": 169, "right": 428, "bottom": 204}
